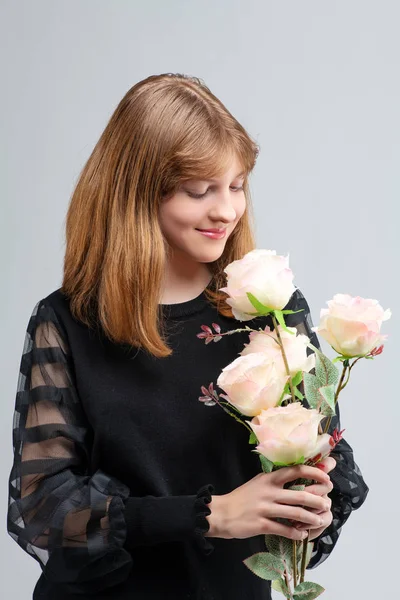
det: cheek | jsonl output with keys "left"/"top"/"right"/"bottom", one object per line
{"left": 234, "top": 195, "right": 247, "bottom": 221}
{"left": 158, "top": 203, "right": 201, "bottom": 239}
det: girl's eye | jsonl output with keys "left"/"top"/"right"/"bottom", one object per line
{"left": 186, "top": 186, "right": 244, "bottom": 199}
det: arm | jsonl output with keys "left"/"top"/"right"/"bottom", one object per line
{"left": 285, "top": 288, "right": 369, "bottom": 569}
{"left": 7, "top": 299, "right": 214, "bottom": 595}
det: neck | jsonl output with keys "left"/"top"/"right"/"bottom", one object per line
{"left": 160, "top": 262, "right": 213, "bottom": 305}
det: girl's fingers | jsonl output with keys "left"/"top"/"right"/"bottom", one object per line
{"left": 277, "top": 490, "right": 328, "bottom": 512}
{"left": 304, "top": 482, "right": 333, "bottom": 496}
{"left": 269, "top": 504, "right": 325, "bottom": 528}
{"left": 292, "top": 509, "right": 333, "bottom": 530}
{"left": 296, "top": 494, "right": 331, "bottom": 515}
{"left": 265, "top": 519, "right": 309, "bottom": 541}
{"left": 274, "top": 465, "right": 331, "bottom": 487}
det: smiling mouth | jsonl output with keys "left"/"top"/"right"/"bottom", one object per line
{"left": 196, "top": 228, "right": 227, "bottom": 233}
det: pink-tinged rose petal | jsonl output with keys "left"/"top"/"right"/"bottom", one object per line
{"left": 219, "top": 249, "right": 296, "bottom": 321}
{"left": 314, "top": 295, "right": 391, "bottom": 357}
{"left": 217, "top": 353, "right": 288, "bottom": 416}
{"left": 240, "top": 324, "right": 315, "bottom": 377}
{"left": 312, "top": 433, "right": 333, "bottom": 458}
{"left": 249, "top": 403, "right": 330, "bottom": 465}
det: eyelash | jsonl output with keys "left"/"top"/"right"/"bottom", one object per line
{"left": 187, "top": 186, "right": 244, "bottom": 199}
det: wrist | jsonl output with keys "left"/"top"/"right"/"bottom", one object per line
{"left": 204, "top": 495, "right": 232, "bottom": 539}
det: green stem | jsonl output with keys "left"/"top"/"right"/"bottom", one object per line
{"left": 300, "top": 534, "right": 309, "bottom": 583}
{"left": 292, "top": 541, "right": 298, "bottom": 589}
{"left": 271, "top": 314, "right": 296, "bottom": 404}
{"left": 218, "top": 401, "right": 253, "bottom": 433}
{"left": 323, "top": 362, "right": 349, "bottom": 434}
{"left": 284, "top": 568, "right": 293, "bottom": 600}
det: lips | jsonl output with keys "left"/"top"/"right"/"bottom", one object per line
{"left": 196, "top": 228, "right": 226, "bottom": 233}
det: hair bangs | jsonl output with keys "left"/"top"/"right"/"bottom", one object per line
{"left": 168, "top": 125, "right": 258, "bottom": 189}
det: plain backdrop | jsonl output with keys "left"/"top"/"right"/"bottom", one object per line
{"left": 1, "top": 1, "right": 398, "bottom": 598}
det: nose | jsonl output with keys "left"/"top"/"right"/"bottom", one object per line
{"left": 208, "top": 188, "right": 239, "bottom": 223}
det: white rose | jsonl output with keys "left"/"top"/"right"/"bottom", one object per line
{"left": 219, "top": 249, "right": 296, "bottom": 321}
{"left": 217, "top": 352, "right": 289, "bottom": 416}
{"left": 249, "top": 402, "right": 332, "bottom": 465}
{"left": 313, "top": 293, "right": 391, "bottom": 357}
{"left": 240, "top": 324, "right": 315, "bottom": 377}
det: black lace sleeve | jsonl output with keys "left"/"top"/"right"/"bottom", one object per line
{"left": 284, "top": 288, "right": 370, "bottom": 569}
{"left": 7, "top": 299, "right": 215, "bottom": 595}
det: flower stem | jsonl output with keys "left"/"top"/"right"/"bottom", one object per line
{"left": 323, "top": 361, "right": 349, "bottom": 433}
{"left": 292, "top": 541, "right": 298, "bottom": 589}
{"left": 217, "top": 401, "right": 254, "bottom": 433}
{"left": 300, "top": 534, "right": 309, "bottom": 583}
{"left": 271, "top": 314, "right": 296, "bottom": 404}
{"left": 284, "top": 568, "right": 293, "bottom": 599}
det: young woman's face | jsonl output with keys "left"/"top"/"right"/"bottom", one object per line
{"left": 159, "top": 155, "right": 247, "bottom": 265}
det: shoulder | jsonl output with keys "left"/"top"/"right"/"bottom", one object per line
{"left": 40, "top": 287, "right": 70, "bottom": 311}
{"left": 26, "top": 288, "right": 80, "bottom": 345}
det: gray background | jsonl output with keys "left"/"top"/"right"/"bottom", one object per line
{"left": 1, "top": 1, "right": 398, "bottom": 598}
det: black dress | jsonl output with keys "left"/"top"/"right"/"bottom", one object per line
{"left": 7, "top": 286, "right": 369, "bottom": 599}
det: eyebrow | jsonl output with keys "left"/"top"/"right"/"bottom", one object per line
{"left": 200, "top": 171, "right": 246, "bottom": 183}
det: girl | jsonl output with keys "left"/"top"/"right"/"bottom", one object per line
{"left": 7, "top": 73, "right": 368, "bottom": 600}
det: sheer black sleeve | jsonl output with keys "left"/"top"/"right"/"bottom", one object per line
{"left": 7, "top": 299, "right": 215, "bottom": 595}
{"left": 284, "top": 288, "right": 369, "bottom": 569}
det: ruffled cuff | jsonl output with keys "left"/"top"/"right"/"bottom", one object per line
{"left": 193, "top": 483, "right": 215, "bottom": 555}
{"left": 123, "top": 484, "right": 216, "bottom": 552}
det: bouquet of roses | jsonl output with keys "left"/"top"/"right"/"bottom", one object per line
{"left": 197, "top": 249, "right": 390, "bottom": 600}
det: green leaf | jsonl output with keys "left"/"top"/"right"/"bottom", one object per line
{"left": 249, "top": 431, "right": 258, "bottom": 444}
{"left": 281, "top": 308, "right": 305, "bottom": 315}
{"left": 294, "top": 387, "right": 304, "bottom": 400}
{"left": 272, "top": 577, "right": 291, "bottom": 597}
{"left": 318, "top": 384, "right": 336, "bottom": 416}
{"left": 293, "top": 581, "right": 325, "bottom": 599}
{"left": 274, "top": 456, "right": 305, "bottom": 467}
{"left": 274, "top": 310, "right": 295, "bottom": 334}
{"left": 243, "top": 552, "right": 285, "bottom": 581}
{"left": 264, "top": 535, "right": 293, "bottom": 572}
{"left": 302, "top": 372, "right": 320, "bottom": 409}
{"left": 332, "top": 355, "right": 346, "bottom": 363}
{"left": 259, "top": 454, "right": 274, "bottom": 473}
{"left": 289, "top": 484, "right": 305, "bottom": 492}
{"left": 312, "top": 347, "right": 340, "bottom": 387}
{"left": 246, "top": 292, "right": 274, "bottom": 315}
{"left": 303, "top": 369, "right": 337, "bottom": 416}
{"left": 277, "top": 381, "right": 290, "bottom": 405}
{"left": 292, "top": 371, "right": 304, "bottom": 387}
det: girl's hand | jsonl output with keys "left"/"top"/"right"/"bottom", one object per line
{"left": 290, "top": 456, "right": 336, "bottom": 541}
{"left": 206, "top": 464, "right": 332, "bottom": 542}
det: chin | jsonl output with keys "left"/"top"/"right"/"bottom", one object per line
{"left": 192, "top": 250, "right": 226, "bottom": 263}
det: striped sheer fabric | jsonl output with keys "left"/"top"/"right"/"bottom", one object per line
{"left": 7, "top": 299, "right": 132, "bottom": 593}
{"left": 286, "top": 289, "right": 369, "bottom": 569}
